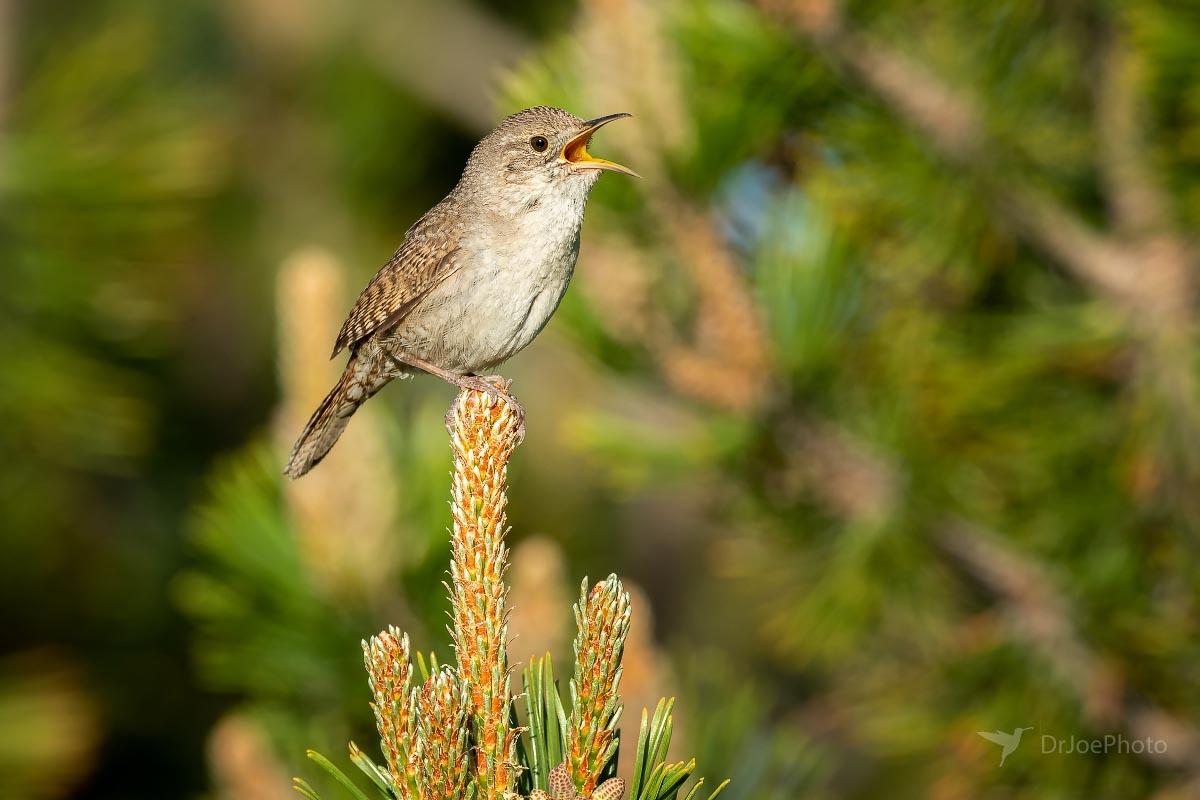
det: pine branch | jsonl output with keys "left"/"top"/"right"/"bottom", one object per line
{"left": 761, "top": 0, "right": 1196, "bottom": 325}
{"left": 446, "top": 387, "right": 524, "bottom": 799}
{"left": 363, "top": 628, "right": 417, "bottom": 798}
{"left": 413, "top": 669, "right": 473, "bottom": 800}
{"left": 937, "top": 520, "right": 1200, "bottom": 778}
{"left": 1091, "top": 20, "right": 1171, "bottom": 239}
{"left": 566, "top": 576, "right": 631, "bottom": 797}
{"left": 301, "top": 386, "right": 722, "bottom": 800}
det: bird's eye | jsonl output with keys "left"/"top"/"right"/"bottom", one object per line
{"left": 530, "top": 135, "right": 549, "bottom": 152}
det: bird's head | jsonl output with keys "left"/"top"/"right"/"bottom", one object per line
{"left": 462, "top": 106, "right": 637, "bottom": 206}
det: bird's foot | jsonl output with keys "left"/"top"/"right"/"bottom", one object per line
{"left": 456, "top": 373, "right": 510, "bottom": 405}
{"left": 474, "top": 375, "right": 525, "bottom": 444}
{"left": 448, "top": 374, "right": 526, "bottom": 444}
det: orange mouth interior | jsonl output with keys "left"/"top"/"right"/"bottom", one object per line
{"left": 558, "top": 116, "right": 639, "bottom": 176}
{"left": 562, "top": 132, "right": 594, "bottom": 164}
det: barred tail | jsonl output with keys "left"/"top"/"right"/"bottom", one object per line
{"left": 284, "top": 359, "right": 372, "bottom": 478}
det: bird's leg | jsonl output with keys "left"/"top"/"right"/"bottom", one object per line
{"left": 386, "top": 350, "right": 508, "bottom": 402}
{"left": 387, "top": 352, "right": 525, "bottom": 441}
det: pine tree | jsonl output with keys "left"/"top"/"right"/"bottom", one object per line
{"left": 499, "top": 0, "right": 1200, "bottom": 796}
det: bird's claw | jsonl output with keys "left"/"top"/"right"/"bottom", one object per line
{"left": 461, "top": 374, "right": 508, "bottom": 403}
{"left": 458, "top": 374, "right": 526, "bottom": 445}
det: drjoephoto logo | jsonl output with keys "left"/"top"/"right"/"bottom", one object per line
{"left": 978, "top": 726, "right": 1168, "bottom": 767}
{"left": 1041, "top": 733, "right": 1168, "bottom": 757}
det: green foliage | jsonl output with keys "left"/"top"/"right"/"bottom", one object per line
{"left": 297, "top": 750, "right": 373, "bottom": 800}
{"left": 498, "top": 0, "right": 1200, "bottom": 797}
{"left": 627, "top": 699, "right": 728, "bottom": 800}
{"left": 519, "top": 655, "right": 569, "bottom": 794}
{"left": 302, "top": 660, "right": 724, "bottom": 800}
{"left": 8, "top": 0, "right": 1200, "bottom": 797}
{"left": 175, "top": 446, "right": 365, "bottom": 704}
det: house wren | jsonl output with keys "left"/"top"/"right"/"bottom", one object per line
{"left": 285, "top": 106, "right": 636, "bottom": 478}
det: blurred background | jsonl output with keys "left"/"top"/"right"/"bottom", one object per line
{"left": 3, "top": 0, "right": 1199, "bottom": 797}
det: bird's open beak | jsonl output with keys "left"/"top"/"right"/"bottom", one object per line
{"left": 561, "top": 113, "right": 639, "bottom": 177}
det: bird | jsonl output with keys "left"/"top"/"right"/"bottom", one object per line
{"left": 976, "top": 727, "right": 1033, "bottom": 766}
{"left": 284, "top": 106, "right": 637, "bottom": 478}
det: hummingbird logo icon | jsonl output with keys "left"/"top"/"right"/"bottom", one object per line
{"left": 977, "top": 727, "right": 1033, "bottom": 766}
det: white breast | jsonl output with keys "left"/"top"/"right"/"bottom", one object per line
{"left": 394, "top": 178, "right": 590, "bottom": 374}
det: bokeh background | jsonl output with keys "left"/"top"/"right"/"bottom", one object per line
{"left": 3, "top": 0, "right": 1199, "bottom": 797}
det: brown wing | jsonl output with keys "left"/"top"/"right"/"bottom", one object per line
{"left": 331, "top": 201, "right": 463, "bottom": 357}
